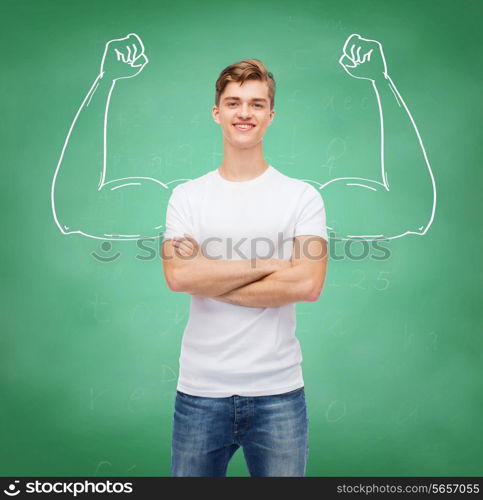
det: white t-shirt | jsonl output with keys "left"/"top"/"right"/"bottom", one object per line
{"left": 163, "top": 165, "right": 328, "bottom": 397}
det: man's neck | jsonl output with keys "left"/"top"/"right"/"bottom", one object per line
{"left": 218, "top": 143, "right": 269, "bottom": 182}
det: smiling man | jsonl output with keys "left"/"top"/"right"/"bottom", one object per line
{"left": 162, "top": 59, "right": 328, "bottom": 477}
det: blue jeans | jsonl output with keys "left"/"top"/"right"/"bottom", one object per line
{"left": 171, "top": 386, "right": 308, "bottom": 477}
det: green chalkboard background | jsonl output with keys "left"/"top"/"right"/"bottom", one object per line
{"left": 1, "top": 0, "right": 482, "bottom": 477}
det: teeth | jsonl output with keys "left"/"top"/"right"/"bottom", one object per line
{"left": 235, "top": 124, "right": 253, "bottom": 129}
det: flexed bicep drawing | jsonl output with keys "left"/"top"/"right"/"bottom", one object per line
{"left": 51, "top": 33, "right": 189, "bottom": 240}
{"left": 51, "top": 33, "right": 436, "bottom": 241}
{"left": 308, "top": 34, "right": 436, "bottom": 240}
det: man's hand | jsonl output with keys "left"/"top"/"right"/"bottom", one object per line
{"left": 172, "top": 233, "right": 203, "bottom": 261}
{"left": 100, "top": 33, "right": 149, "bottom": 81}
{"left": 339, "top": 33, "right": 388, "bottom": 82}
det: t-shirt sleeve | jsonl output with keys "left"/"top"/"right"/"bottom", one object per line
{"left": 162, "top": 185, "right": 194, "bottom": 242}
{"left": 294, "top": 185, "right": 328, "bottom": 241}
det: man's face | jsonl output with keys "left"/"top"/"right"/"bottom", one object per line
{"left": 212, "top": 80, "right": 275, "bottom": 150}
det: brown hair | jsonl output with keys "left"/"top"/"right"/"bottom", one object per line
{"left": 215, "top": 59, "right": 275, "bottom": 110}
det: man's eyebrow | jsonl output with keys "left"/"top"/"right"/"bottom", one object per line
{"left": 223, "top": 96, "right": 268, "bottom": 102}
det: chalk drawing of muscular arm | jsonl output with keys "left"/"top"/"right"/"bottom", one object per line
{"left": 51, "top": 33, "right": 189, "bottom": 240}
{"left": 51, "top": 33, "right": 436, "bottom": 241}
{"left": 306, "top": 34, "right": 436, "bottom": 240}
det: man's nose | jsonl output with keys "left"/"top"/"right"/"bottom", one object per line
{"left": 237, "top": 103, "right": 252, "bottom": 118}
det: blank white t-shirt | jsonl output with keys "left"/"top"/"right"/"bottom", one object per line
{"left": 163, "top": 165, "right": 328, "bottom": 397}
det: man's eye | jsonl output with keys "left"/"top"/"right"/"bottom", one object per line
{"left": 254, "top": 104, "right": 263, "bottom": 108}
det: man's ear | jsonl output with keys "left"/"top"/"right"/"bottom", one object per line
{"left": 268, "top": 108, "right": 275, "bottom": 125}
{"left": 212, "top": 105, "right": 220, "bottom": 124}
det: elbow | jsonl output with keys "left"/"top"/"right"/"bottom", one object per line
{"left": 165, "top": 270, "right": 183, "bottom": 293}
{"left": 306, "top": 290, "right": 321, "bottom": 303}
{"left": 164, "top": 267, "right": 188, "bottom": 293}
{"left": 166, "top": 278, "right": 182, "bottom": 293}
{"left": 306, "top": 280, "right": 324, "bottom": 303}
{"left": 54, "top": 215, "right": 80, "bottom": 235}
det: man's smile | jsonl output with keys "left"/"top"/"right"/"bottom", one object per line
{"left": 233, "top": 123, "right": 256, "bottom": 132}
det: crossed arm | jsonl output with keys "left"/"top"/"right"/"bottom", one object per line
{"left": 162, "top": 234, "right": 328, "bottom": 308}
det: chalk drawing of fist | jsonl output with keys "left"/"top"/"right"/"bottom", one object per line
{"left": 100, "top": 33, "right": 149, "bottom": 81}
{"left": 339, "top": 34, "right": 388, "bottom": 81}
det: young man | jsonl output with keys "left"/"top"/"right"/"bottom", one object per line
{"left": 161, "top": 59, "right": 328, "bottom": 477}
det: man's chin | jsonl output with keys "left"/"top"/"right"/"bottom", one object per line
{"left": 227, "top": 133, "right": 263, "bottom": 149}
{"left": 224, "top": 136, "right": 259, "bottom": 150}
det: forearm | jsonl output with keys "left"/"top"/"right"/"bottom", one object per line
{"left": 53, "top": 75, "right": 113, "bottom": 195}
{"left": 211, "top": 265, "right": 315, "bottom": 308}
{"left": 174, "top": 257, "right": 285, "bottom": 297}
{"left": 373, "top": 74, "right": 433, "bottom": 194}
{"left": 52, "top": 74, "right": 115, "bottom": 233}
